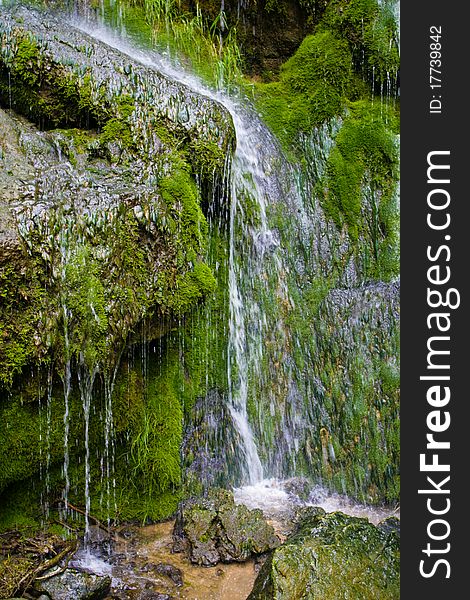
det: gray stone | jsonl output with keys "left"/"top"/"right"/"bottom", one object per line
{"left": 173, "top": 489, "right": 280, "bottom": 566}
{"left": 35, "top": 568, "right": 111, "bottom": 600}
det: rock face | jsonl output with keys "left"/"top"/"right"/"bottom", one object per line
{"left": 182, "top": 0, "right": 318, "bottom": 76}
{"left": 247, "top": 508, "right": 400, "bottom": 600}
{"left": 0, "top": 4, "right": 235, "bottom": 389}
{"left": 0, "top": 3, "right": 235, "bottom": 520}
{"left": 0, "top": 6, "right": 234, "bottom": 154}
{"left": 35, "top": 568, "right": 111, "bottom": 600}
{"left": 173, "top": 490, "right": 280, "bottom": 566}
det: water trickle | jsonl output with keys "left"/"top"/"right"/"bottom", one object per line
{"left": 102, "top": 366, "right": 119, "bottom": 527}
{"left": 77, "top": 362, "right": 98, "bottom": 545}
{"left": 69, "top": 19, "right": 275, "bottom": 484}
{"left": 71, "top": 9, "right": 399, "bottom": 496}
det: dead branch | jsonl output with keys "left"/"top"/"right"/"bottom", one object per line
{"left": 15, "top": 539, "right": 78, "bottom": 596}
{"left": 64, "top": 502, "right": 123, "bottom": 541}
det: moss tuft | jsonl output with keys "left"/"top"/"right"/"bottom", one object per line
{"left": 320, "top": 100, "right": 399, "bottom": 278}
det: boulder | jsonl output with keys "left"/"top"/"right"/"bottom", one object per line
{"left": 0, "top": 4, "right": 235, "bottom": 393}
{"left": 173, "top": 489, "right": 280, "bottom": 566}
{"left": 283, "top": 477, "right": 312, "bottom": 502}
{"left": 248, "top": 509, "right": 400, "bottom": 600}
{"left": 147, "top": 563, "right": 183, "bottom": 587}
{"left": 0, "top": 5, "right": 234, "bottom": 159}
{"left": 35, "top": 568, "right": 111, "bottom": 600}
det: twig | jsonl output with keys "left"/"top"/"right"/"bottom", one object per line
{"left": 65, "top": 502, "right": 110, "bottom": 533}
{"left": 64, "top": 502, "right": 122, "bottom": 540}
{"left": 33, "top": 540, "right": 79, "bottom": 583}
{"left": 15, "top": 540, "right": 78, "bottom": 596}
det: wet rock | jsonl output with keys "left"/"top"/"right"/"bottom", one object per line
{"left": 248, "top": 511, "right": 400, "bottom": 600}
{"left": 182, "top": 390, "right": 249, "bottom": 495}
{"left": 136, "top": 592, "right": 171, "bottom": 600}
{"left": 0, "top": 5, "right": 235, "bottom": 159}
{"left": 0, "top": 4, "right": 234, "bottom": 419}
{"left": 173, "top": 489, "right": 280, "bottom": 566}
{"left": 377, "top": 515, "right": 401, "bottom": 536}
{"left": 152, "top": 563, "right": 183, "bottom": 587}
{"left": 35, "top": 568, "right": 112, "bottom": 600}
{"left": 283, "top": 477, "right": 311, "bottom": 502}
{"left": 293, "top": 505, "right": 327, "bottom": 524}
{"left": 118, "top": 527, "right": 138, "bottom": 540}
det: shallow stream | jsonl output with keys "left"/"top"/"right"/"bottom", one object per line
{"left": 71, "top": 479, "right": 399, "bottom": 599}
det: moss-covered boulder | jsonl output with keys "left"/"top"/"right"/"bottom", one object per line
{"left": 0, "top": 4, "right": 235, "bottom": 386}
{"left": 173, "top": 490, "right": 280, "bottom": 566}
{"left": 248, "top": 508, "right": 400, "bottom": 599}
{"left": 0, "top": 5, "right": 234, "bottom": 158}
{"left": 0, "top": 4, "right": 235, "bottom": 526}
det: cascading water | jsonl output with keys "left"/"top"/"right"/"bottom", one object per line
{"left": 69, "top": 19, "right": 280, "bottom": 487}
{"left": 0, "top": 2, "right": 399, "bottom": 533}
{"left": 72, "top": 0, "right": 399, "bottom": 500}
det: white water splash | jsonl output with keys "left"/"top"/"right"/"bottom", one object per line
{"left": 72, "top": 549, "right": 114, "bottom": 577}
{"left": 233, "top": 478, "right": 399, "bottom": 525}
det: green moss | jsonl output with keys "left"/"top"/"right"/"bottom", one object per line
{"left": 320, "top": 100, "right": 399, "bottom": 278}
{"left": 0, "top": 343, "right": 186, "bottom": 528}
{"left": 188, "top": 139, "right": 226, "bottom": 178}
{"left": 254, "top": 30, "right": 360, "bottom": 149}
{"left": 252, "top": 0, "right": 399, "bottom": 153}
{"left": 60, "top": 246, "right": 108, "bottom": 369}
{"left": 321, "top": 0, "right": 400, "bottom": 93}
{"left": 282, "top": 30, "right": 353, "bottom": 98}
{"left": 249, "top": 510, "right": 399, "bottom": 599}
{"left": 0, "top": 260, "right": 45, "bottom": 387}
{"left": 160, "top": 167, "right": 207, "bottom": 251}
{"left": 100, "top": 118, "right": 134, "bottom": 149}
{"left": 0, "top": 31, "right": 99, "bottom": 128}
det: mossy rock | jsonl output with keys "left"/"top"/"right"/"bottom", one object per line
{"left": 248, "top": 509, "right": 400, "bottom": 599}
{"left": 173, "top": 489, "right": 280, "bottom": 565}
{"left": 253, "top": 0, "right": 399, "bottom": 153}
{"left": 0, "top": 3, "right": 235, "bottom": 521}
{"left": 35, "top": 569, "right": 111, "bottom": 600}
{"left": 0, "top": 5, "right": 235, "bottom": 385}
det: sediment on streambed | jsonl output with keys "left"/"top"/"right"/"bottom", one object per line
{"left": 0, "top": 487, "right": 399, "bottom": 599}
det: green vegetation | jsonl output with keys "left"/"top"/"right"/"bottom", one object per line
{"left": 249, "top": 510, "right": 400, "bottom": 599}
{"left": 0, "top": 32, "right": 101, "bottom": 128}
{"left": 320, "top": 100, "right": 399, "bottom": 279}
{"left": 254, "top": 30, "right": 362, "bottom": 149}
{"left": 250, "top": 0, "right": 400, "bottom": 281}
{"left": 253, "top": 0, "right": 399, "bottom": 150}
{"left": 98, "top": 0, "right": 244, "bottom": 90}
{"left": 0, "top": 0, "right": 400, "bottom": 530}
{"left": 0, "top": 5, "right": 230, "bottom": 527}
{"left": 0, "top": 260, "right": 45, "bottom": 387}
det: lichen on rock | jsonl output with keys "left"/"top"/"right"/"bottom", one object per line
{"left": 248, "top": 508, "right": 400, "bottom": 599}
{"left": 173, "top": 489, "right": 280, "bottom": 566}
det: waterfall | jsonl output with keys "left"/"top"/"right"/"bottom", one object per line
{"left": 77, "top": 363, "right": 98, "bottom": 544}
{"left": 70, "top": 20, "right": 279, "bottom": 485}
{"left": 0, "top": 0, "right": 399, "bottom": 518}
{"left": 72, "top": 5, "right": 399, "bottom": 496}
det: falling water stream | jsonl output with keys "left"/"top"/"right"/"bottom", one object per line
{"left": 67, "top": 9, "right": 399, "bottom": 525}
{"left": 0, "top": 8, "right": 400, "bottom": 595}
{"left": 70, "top": 16, "right": 282, "bottom": 489}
